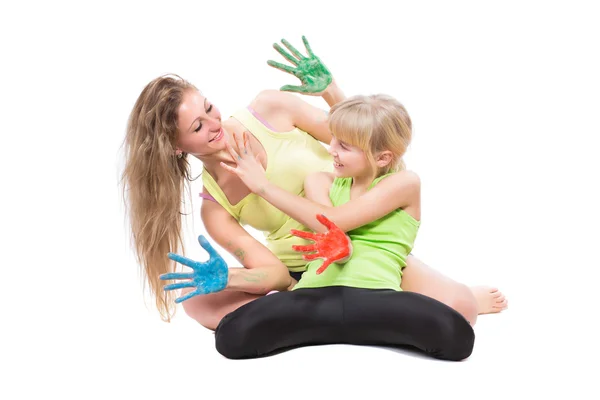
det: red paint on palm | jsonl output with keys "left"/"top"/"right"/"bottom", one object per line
{"left": 290, "top": 214, "right": 352, "bottom": 275}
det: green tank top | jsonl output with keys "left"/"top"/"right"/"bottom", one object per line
{"left": 202, "top": 108, "right": 333, "bottom": 272}
{"left": 293, "top": 173, "right": 420, "bottom": 290}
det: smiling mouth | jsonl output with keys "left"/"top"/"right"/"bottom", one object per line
{"left": 208, "top": 128, "right": 223, "bottom": 143}
{"left": 334, "top": 161, "right": 344, "bottom": 167}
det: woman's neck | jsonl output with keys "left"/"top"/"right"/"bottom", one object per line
{"left": 196, "top": 128, "right": 239, "bottom": 182}
{"left": 198, "top": 151, "right": 230, "bottom": 180}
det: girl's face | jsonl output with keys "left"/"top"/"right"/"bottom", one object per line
{"left": 176, "top": 90, "right": 227, "bottom": 156}
{"left": 328, "top": 136, "right": 372, "bottom": 179}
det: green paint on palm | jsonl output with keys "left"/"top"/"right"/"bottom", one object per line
{"left": 267, "top": 35, "right": 332, "bottom": 94}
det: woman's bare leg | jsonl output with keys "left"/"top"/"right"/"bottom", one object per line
{"left": 469, "top": 286, "right": 508, "bottom": 315}
{"left": 177, "top": 274, "right": 298, "bottom": 331}
{"left": 470, "top": 286, "right": 508, "bottom": 314}
{"left": 401, "top": 255, "right": 508, "bottom": 326}
{"left": 180, "top": 289, "right": 263, "bottom": 331}
{"left": 400, "top": 255, "right": 478, "bottom": 325}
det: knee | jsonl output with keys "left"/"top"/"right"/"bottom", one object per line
{"left": 181, "top": 299, "right": 220, "bottom": 331}
{"left": 449, "top": 284, "right": 478, "bottom": 326}
{"left": 431, "top": 292, "right": 476, "bottom": 361}
{"left": 437, "top": 312, "right": 476, "bottom": 361}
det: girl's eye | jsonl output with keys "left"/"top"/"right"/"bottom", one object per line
{"left": 194, "top": 123, "right": 202, "bottom": 133}
{"left": 207, "top": 105, "right": 213, "bottom": 112}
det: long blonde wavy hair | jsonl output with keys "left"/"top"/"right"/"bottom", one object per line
{"left": 329, "top": 94, "right": 412, "bottom": 176}
{"left": 121, "top": 74, "right": 198, "bottom": 321}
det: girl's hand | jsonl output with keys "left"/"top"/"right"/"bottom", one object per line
{"left": 221, "top": 131, "right": 269, "bottom": 194}
{"left": 267, "top": 35, "right": 333, "bottom": 96}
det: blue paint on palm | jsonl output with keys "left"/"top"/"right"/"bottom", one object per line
{"left": 160, "top": 235, "right": 228, "bottom": 303}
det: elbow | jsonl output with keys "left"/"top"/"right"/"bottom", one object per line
{"left": 404, "top": 170, "right": 421, "bottom": 192}
{"left": 253, "top": 262, "right": 292, "bottom": 292}
{"left": 273, "top": 264, "right": 293, "bottom": 291}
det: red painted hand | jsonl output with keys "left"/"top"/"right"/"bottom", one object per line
{"left": 290, "top": 214, "right": 352, "bottom": 275}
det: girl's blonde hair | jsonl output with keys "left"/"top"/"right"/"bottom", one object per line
{"left": 121, "top": 74, "right": 197, "bottom": 322}
{"left": 329, "top": 94, "right": 412, "bottom": 175}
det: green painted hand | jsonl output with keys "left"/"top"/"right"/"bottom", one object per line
{"left": 267, "top": 36, "right": 333, "bottom": 95}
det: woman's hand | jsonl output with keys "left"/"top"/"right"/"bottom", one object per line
{"left": 160, "top": 235, "right": 228, "bottom": 303}
{"left": 267, "top": 35, "right": 333, "bottom": 96}
{"left": 221, "top": 131, "right": 270, "bottom": 194}
{"left": 291, "top": 214, "right": 353, "bottom": 275}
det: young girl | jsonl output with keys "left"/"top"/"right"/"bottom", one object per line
{"left": 211, "top": 94, "right": 475, "bottom": 360}
{"left": 221, "top": 93, "right": 422, "bottom": 299}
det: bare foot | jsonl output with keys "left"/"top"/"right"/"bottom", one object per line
{"left": 471, "top": 286, "right": 508, "bottom": 315}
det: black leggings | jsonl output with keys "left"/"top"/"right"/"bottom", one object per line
{"left": 215, "top": 286, "right": 475, "bottom": 361}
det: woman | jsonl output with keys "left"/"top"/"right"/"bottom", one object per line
{"left": 122, "top": 36, "right": 506, "bottom": 329}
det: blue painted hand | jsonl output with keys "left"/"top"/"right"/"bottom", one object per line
{"left": 160, "top": 235, "right": 228, "bottom": 303}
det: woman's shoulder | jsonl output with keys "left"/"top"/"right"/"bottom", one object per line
{"left": 247, "top": 90, "right": 297, "bottom": 132}
{"left": 249, "top": 90, "right": 298, "bottom": 117}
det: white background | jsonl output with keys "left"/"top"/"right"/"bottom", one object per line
{"left": 1, "top": 0, "right": 599, "bottom": 399}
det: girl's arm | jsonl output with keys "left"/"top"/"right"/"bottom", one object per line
{"left": 221, "top": 134, "right": 420, "bottom": 234}
{"left": 303, "top": 171, "right": 335, "bottom": 206}
{"left": 260, "top": 170, "right": 420, "bottom": 233}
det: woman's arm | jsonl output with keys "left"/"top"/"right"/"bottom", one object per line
{"left": 257, "top": 36, "right": 347, "bottom": 143}
{"left": 201, "top": 197, "right": 292, "bottom": 293}
{"left": 250, "top": 88, "right": 342, "bottom": 145}
{"left": 321, "top": 79, "right": 346, "bottom": 107}
{"left": 266, "top": 35, "right": 346, "bottom": 116}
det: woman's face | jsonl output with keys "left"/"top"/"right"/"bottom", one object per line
{"left": 176, "top": 90, "right": 227, "bottom": 156}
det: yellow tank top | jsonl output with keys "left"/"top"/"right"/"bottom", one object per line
{"left": 202, "top": 107, "right": 333, "bottom": 272}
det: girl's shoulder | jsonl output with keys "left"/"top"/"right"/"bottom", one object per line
{"left": 305, "top": 171, "right": 336, "bottom": 189}
{"left": 377, "top": 169, "right": 420, "bottom": 187}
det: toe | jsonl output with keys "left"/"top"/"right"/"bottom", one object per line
{"left": 494, "top": 298, "right": 508, "bottom": 310}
